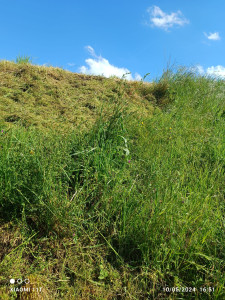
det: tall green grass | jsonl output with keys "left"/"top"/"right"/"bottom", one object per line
{"left": 0, "top": 69, "right": 224, "bottom": 299}
{"left": 15, "top": 55, "right": 32, "bottom": 64}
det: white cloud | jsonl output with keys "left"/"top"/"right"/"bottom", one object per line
{"left": 146, "top": 5, "right": 189, "bottom": 31}
{"left": 204, "top": 32, "right": 221, "bottom": 41}
{"left": 134, "top": 73, "right": 142, "bottom": 81}
{"left": 194, "top": 65, "right": 205, "bottom": 75}
{"left": 193, "top": 65, "right": 225, "bottom": 79}
{"left": 79, "top": 46, "right": 141, "bottom": 81}
{"left": 206, "top": 65, "right": 225, "bottom": 78}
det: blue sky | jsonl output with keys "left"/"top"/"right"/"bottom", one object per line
{"left": 0, "top": 0, "right": 225, "bottom": 80}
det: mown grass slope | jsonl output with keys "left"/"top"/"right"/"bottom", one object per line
{"left": 0, "top": 61, "right": 166, "bottom": 133}
{"left": 0, "top": 61, "right": 224, "bottom": 299}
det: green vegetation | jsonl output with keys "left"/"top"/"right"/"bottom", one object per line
{"left": 15, "top": 55, "right": 32, "bottom": 64}
{"left": 0, "top": 61, "right": 224, "bottom": 299}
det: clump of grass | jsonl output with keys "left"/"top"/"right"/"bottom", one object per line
{"left": 0, "top": 126, "right": 73, "bottom": 233}
{"left": 15, "top": 55, "right": 32, "bottom": 64}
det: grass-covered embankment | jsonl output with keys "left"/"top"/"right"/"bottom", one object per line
{"left": 0, "top": 61, "right": 224, "bottom": 299}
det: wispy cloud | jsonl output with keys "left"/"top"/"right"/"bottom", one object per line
{"left": 204, "top": 32, "right": 221, "bottom": 41}
{"left": 85, "top": 46, "right": 98, "bottom": 58}
{"left": 79, "top": 46, "right": 142, "bottom": 81}
{"left": 67, "top": 62, "right": 76, "bottom": 67}
{"left": 146, "top": 6, "right": 189, "bottom": 31}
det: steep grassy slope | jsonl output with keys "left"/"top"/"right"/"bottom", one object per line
{"left": 0, "top": 62, "right": 224, "bottom": 299}
{"left": 0, "top": 61, "right": 168, "bottom": 133}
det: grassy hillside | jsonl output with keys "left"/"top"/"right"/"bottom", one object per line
{"left": 0, "top": 61, "right": 167, "bottom": 132}
{"left": 0, "top": 61, "right": 224, "bottom": 299}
